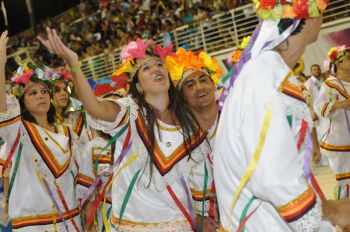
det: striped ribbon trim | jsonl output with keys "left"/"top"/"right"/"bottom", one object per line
{"left": 1, "top": 128, "right": 21, "bottom": 176}
{"left": 8, "top": 143, "right": 23, "bottom": 197}
{"left": 12, "top": 208, "right": 79, "bottom": 229}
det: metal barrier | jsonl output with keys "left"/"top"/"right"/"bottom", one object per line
{"left": 11, "top": 0, "right": 350, "bottom": 79}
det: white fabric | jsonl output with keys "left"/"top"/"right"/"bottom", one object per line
{"left": 304, "top": 76, "right": 323, "bottom": 103}
{"left": 214, "top": 51, "right": 323, "bottom": 231}
{"left": 314, "top": 76, "right": 350, "bottom": 158}
{"left": 0, "top": 94, "right": 91, "bottom": 231}
{"left": 250, "top": 20, "right": 299, "bottom": 60}
{"left": 87, "top": 96, "right": 213, "bottom": 231}
{"left": 314, "top": 76, "right": 350, "bottom": 198}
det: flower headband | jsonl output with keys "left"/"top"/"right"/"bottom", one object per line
{"left": 166, "top": 48, "right": 223, "bottom": 88}
{"left": 253, "top": 0, "right": 329, "bottom": 20}
{"left": 10, "top": 63, "right": 53, "bottom": 97}
{"left": 324, "top": 45, "right": 350, "bottom": 74}
{"left": 114, "top": 38, "right": 174, "bottom": 80}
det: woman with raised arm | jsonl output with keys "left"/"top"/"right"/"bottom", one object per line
{"left": 38, "top": 28, "right": 215, "bottom": 231}
{"left": 0, "top": 31, "right": 95, "bottom": 232}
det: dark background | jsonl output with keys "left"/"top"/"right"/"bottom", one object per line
{"left": 1, "top": 0, "right": 80, "bottom": 35}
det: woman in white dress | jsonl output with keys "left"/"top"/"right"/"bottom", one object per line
{"left": 38, "top": 29, "right": 215, "bottom": 231}
{"left": 0, "top": 31, "right": 94, "bottom": 232}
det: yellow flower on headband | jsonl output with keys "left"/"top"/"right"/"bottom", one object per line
{"left": 198, "top": 52, "right": 222, "bottom": 85}
{"left": 165, "top": 56, "right": 184, "bottom": 82}
{"left": 113, "top": 58, "right": 134, "bottom": 77}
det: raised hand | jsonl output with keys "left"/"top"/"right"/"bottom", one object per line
{"left": 37, "top": 27, "right": 79, "bottom": 68}
{"left": 0, "top": 30, "right": 9, "bottom": 67}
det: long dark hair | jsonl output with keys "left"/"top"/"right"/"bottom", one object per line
{"left": 19, "top": 92, "right": 56, "bottom": 125}
{"left": 129, "top": 70, "right": 201, "bottom": 183}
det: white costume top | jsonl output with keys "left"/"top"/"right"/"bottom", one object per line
{"left": 314, "top": 76, "right": 350, "bottom": 156}
{"left": 314, "top": 76, "right": 350, "bottom": 186}
{"left": 88, "top": 96, "right": 213, "bottom": 232}
{"left": 214, "top": 51, "right": 322, "bottom": 232}
{"left": 304, "top": 76, "right": 323, "bottom": 103}
{"left": 0, "top": 95, "right": 94, "bottom": 232}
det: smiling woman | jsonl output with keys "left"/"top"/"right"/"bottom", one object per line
{"left": 37, "top": 28, "right": 215, "bottom": 231}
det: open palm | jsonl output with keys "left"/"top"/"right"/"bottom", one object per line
{"left": 37, "top": 27, "right": 79, "bottom": 67}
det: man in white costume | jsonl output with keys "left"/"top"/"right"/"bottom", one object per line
{"left": 304, "top": 64, "right": 329, "bottom": 166}
{"left": 304, "top": 64, "right": 324, "bottom": 102}
{"left": 213, "top": 0, "right": 342, "bottom": 231}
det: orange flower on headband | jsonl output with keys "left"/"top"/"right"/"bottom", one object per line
{"left": 166, "top": 47, "right": 222, "bottom": 86}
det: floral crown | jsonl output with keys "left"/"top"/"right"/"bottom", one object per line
{"left": 165, "top": 48, "right": 223, "bottom": 88}
{"left": 324, "top": 45, "right": 350, "bottom": 74}
{"left": 114, "top": 38, "right": 174, "bottom": 80}
{"left": 253, "top": 0, "right": 329, "bottom": 20}
{"left": 10, "top": 63, "right": 52, "bottom": 96}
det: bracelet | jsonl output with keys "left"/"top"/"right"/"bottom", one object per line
{"left": 66, "top": 62, "right": 82, "bottom": 73}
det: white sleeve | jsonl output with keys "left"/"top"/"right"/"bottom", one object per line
{"left": 86, "top": 97, "right": 133, "bottom": 136}
{"left": 0, "top": 95, "right": 21, "bottom": 173}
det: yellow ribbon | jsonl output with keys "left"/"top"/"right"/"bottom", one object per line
{"left": 102, "top": 153, "right": 139, "bottom": 232}
{"left": 32, "top": 158, "right": 58, "bottom": 232}
{"left": 227, "top": 105, "right": 273, "bottom": 231}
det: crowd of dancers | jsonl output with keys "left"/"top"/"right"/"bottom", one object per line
{"left": 1, "top": 0, "right": 350, "bottom": 231}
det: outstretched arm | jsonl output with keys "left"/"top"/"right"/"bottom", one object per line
{"left": 37, "top": 28, "right": 120, "bottom": 122}
{"left": 0, "top": 31, "right": 8, "bottom": 113}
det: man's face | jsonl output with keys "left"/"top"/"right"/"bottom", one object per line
{"left": 311, "top": 65, "right": 321, "bottom": 78}
{"left": 181, "top": 71, "right": 216, "bottom": 111}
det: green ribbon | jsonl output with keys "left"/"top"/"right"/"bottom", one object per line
{"left": 238, "top": 196, "right": 256, "bottom": 232}
{"left": 119, "top": 169, "right": 141, "bottom": 224}
{"left": 287, "top": 115, "right": 293, "bottom": 128}
{"left": 94, "top": 123, "right": 129, "bottom": 173}
{"left": 8, "top": 143, "right": 23, "bottom": 197}
{"left": 217, "top": 69, "right": 233, "bottom": 90}
{"left": 199, "top": 162, "right": 209, "bottom": 232}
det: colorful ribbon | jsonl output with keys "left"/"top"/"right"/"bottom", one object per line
{"left": 227, "top": 105, "right": 273, "bottom": 231}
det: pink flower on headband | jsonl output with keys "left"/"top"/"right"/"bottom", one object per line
{"left": 153, "top": 44, "right": 174, "bottom": 61}
{"left": 121, "top": 38, "right": 154, "bottom": 63}
{"left": 11, "top": 70, "right": 34, "bottom": 84}
{"left": 57, "top": 68, "right": 72, "bottom": 81}
{"left": 121, "top": 41, "right": 138, "bottom": 63}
